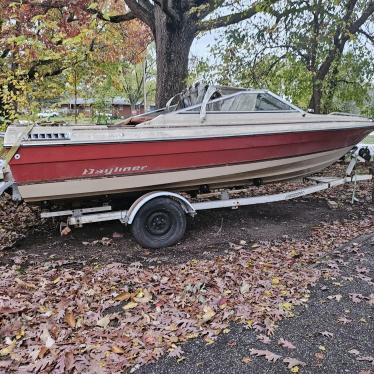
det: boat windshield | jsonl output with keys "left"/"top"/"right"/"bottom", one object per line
{"left": 185, "top": 92, "right": 296, "bottom": 113}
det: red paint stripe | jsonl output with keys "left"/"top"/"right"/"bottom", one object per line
{"left": 9, "top": 128, "right": 372, "bottom": 184}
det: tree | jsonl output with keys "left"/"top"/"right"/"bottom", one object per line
{"left": 24, "top": 0, "right": 281, "bottom": 107}
{"left": 0, "top": 0, "right": 150, "bottom": 125}
{"left": 0, "top": 1, "right": 90, "bottom": 124}
{"left": 117, "top": 48, "right": 156, "bottom": 111}
{"left": 95, "top": 0, "right": 286, "bottom": 107}
{"left": 212, "top": 0, "right": 374, "bottom": 113}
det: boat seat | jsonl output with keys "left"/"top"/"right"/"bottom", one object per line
{"left": 178, "top": 83, "right": 210, "bottom": 108}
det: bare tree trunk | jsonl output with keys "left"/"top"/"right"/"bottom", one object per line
{"left": 74, "top": 68, "right": 78, "bottom": 124}
{"left": 309, "top": 76, "right": 323, "bottom": 113}
{"left": 322, "top": 62, "right": 340, "bottom": 113}
{"left": 154, "top": 8, "right": 195, "bottom": 108}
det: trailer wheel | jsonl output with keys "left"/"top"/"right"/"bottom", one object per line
{"left": 131, "top": 197, "right": 187, "bottom": 248}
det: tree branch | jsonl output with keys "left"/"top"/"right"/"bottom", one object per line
{"left": 154, "top": 0, "right": 181, "bottom": 22}
{"left": 27, "top": 59, "right": 62, "bottom": 79}
{"left": 316, "top": 0, "right": 373, "bottom": 81}
{"left": 348, "top": 1, "right": 374, "bottom": 35}
{"left": 197, "top": 0, "right": 279, "bottom": 32}
{"left": 190, "top": 0, "right": 226, "bottom": 22}
{"left": 1, "top": 49, "right": 11, "bottom": 59}
{"left": 13, "top": 0, "right": 67, "bottom": 10}
{"left": 85, "top": 7, "right": 136, "bottom": 23}
{"left": 358, "top": 28, "right": 374, "bottom": 43}
{"left": 124, "top": 0, "right": 155, "bottom": 31}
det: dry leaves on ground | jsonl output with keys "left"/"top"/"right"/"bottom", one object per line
{"left": 0, "top": 215, "right": 373, "bottom": 372}
{"left": 0, "top": 193, "right": 41, "bottom": 251}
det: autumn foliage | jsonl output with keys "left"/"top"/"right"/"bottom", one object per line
{"left": 0, "top": 0, "right": 151, "bottom": 125}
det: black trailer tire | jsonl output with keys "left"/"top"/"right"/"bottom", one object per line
{"left": 131, "top": 197, "right": 187, "bottom": 249}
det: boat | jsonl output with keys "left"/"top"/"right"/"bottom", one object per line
{"left": 1, "top": 84, "right": 374, "bottom": 203}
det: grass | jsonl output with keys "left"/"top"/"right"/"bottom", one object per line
{"left": 363, "top": 135, "right": 374, "bottom": 144}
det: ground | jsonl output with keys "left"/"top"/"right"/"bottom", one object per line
{"left": 137, "top": 234, "right": 374, "bottom": 374}
{"left": 0, "top": 162, "right": 373, "bottom": 373}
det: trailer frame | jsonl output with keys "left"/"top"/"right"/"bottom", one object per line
{"left": 36, "top": 156, "right": 374, "bottom": 248}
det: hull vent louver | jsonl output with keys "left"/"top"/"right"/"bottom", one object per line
{"left": 27, "top": 132, "right": 70, "bottom": 140}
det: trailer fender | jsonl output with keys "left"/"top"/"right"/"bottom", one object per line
{"left": 125, "top": 191, "right": 196, "bottom": 225}
{"left": 0, "top": 180, "right": 13, "bottom": 197}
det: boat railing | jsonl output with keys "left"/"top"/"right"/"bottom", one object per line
{"left": 329, "top": 112, "right": 371, "bottom": 119}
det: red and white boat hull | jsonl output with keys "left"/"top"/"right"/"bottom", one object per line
{"left": 7, "top": 126, "right": 371, "bottom": 202}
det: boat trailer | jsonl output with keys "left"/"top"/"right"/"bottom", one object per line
{"left": 37, "top": 156, "right": 373, "bottom": 248}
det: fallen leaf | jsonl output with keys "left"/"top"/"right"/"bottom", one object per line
{"left": 357, "top": 356, "right": 374, "bottom": 365}
{"left": 15, "top": 278, "right": 37, "bottom": 290}
{"left": 278, "top": 338, "right": 296, "bottom": 350}
{"left": 112, "top": 345, "right": 125, "bottom": 354}
{"left": 246, "top": 320, "right": 254, "bottom": 328}
{"left": 283, "top": 357, "right": 306, "bottom": 369}
{"left": 356, "top": 266, "right": 369, "bottom": 274}
{"left": 168, "top": 345, "right": 184, "bottom": 358}
{"left": 38, "top": 346, "right": 48, "bottom": 359}
{"left": 327, "top": 294, "right": 342, "bottom": 302}
{"left": 349, "top": 293, "right": 363, "bottom": 303}
{"left": 40, "top": 328, "right": 55, "bottom": 349}
{"left": 64, "top": 310, "right": 76, "bottom": 328}
{"left": 134, "top": 289, "right": 152, "bottom": 303}
{"left": 337, "top": 316, "right": 352, "bottom": 324}
{"left": 242, "top": 356, "right": 252, "bottom": 364}
{"left": 201, "top": 306, "right": 216, "bottom": 323}
{"left": 97, "top": 315, "right": 111, "bottom": 328}
{"left": 240, "top": 282, "right": 250, "bottom": 294}
{"left": 320, "top": 331, "right": 333, "bottom": 338}
{"left": 249, "top": 349, "right": 281, "bottom": 363}
{"left": 114, "top": 292, "right": 132, "bottom": 302}
{"left": 204, "top": 338, "right": 215, "bottom": 345}
{"left": 229, "top": 242, "right": 243, "bottom": 250}
{"left": 123, "top": 302, "right": 138, "bottom": 310}
{"left": 368, "top": 294, "right": 374, "bottom": 306}
{"left": 257, "top": 334, "right": 271, "bottom": 344}
{"left": 227, "top": 340, "right": 236, "bottom": 347}
{"left": 281, "top": 302, "right": 293, "bottom": 311}
{"left": 348, "top": 349, "right": 360, "bottom": 355}
{"left": 0, "top": 342, "right": 15, "bottom": 357}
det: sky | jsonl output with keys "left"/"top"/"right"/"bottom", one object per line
{"left": 190, "top": 30, "right": 220, "bottom": 60}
